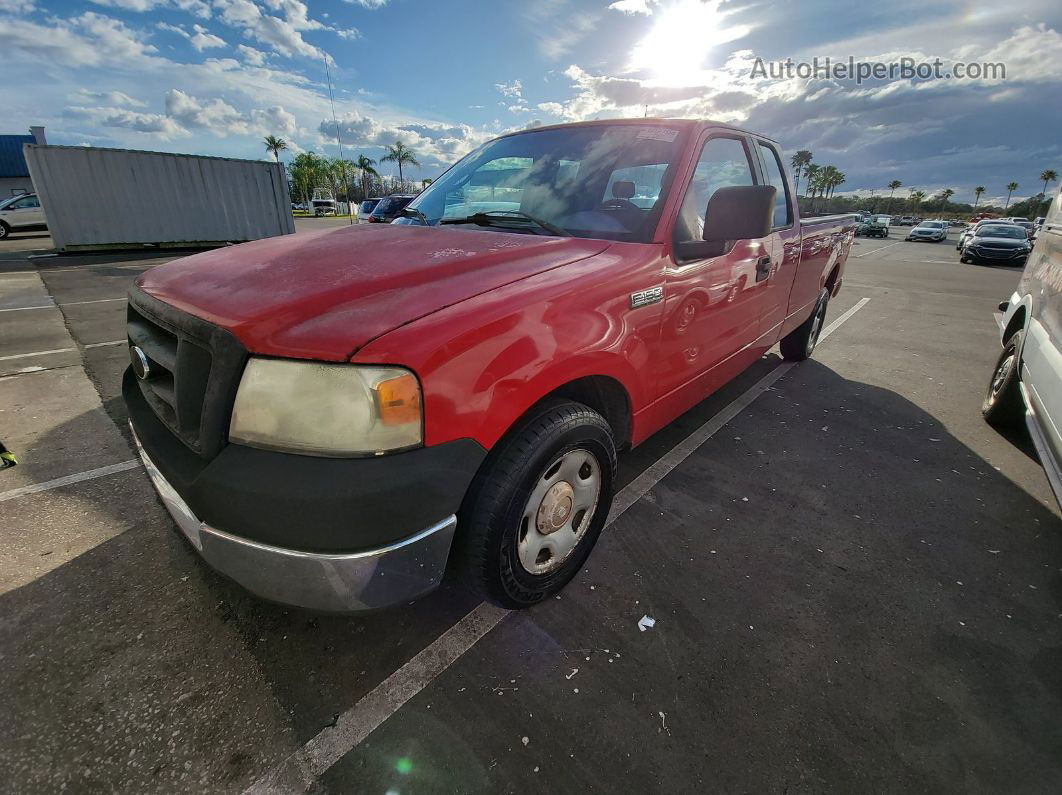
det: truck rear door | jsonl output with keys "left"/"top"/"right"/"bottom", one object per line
{"left": 658, "top": 132, "right": 773, "bottom": 401}
{"left": 751, "top": 139, "right": 801, "bottom": 342}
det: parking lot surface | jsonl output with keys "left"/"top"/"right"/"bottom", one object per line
{"left": 2, "top": 222, "right": 1060, "bottom": 792}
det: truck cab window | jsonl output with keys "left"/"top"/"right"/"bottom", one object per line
{"left": 757, "top": 142, "right": 793, "bottom": 228}
{"left": 674, "top": 136, "right": 755, "bottom": 243}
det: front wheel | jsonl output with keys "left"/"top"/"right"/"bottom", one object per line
{"left": 456, "top": 400, "right": 617, "bottom": 608}
{"left": 0, "top": 221, "right": 10, "bottom": 240}
{"left": 780, "top": 287, "right": 829, "bottom": 361}
{"left": 982, "top": 330, "right": 1026, "bottom": 427}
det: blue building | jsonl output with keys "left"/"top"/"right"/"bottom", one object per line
{"left": 0, "top": 126, "right": 47, "bottom": 198}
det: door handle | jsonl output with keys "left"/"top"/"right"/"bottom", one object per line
{"left": 755, "top": 255, "right": 771, "bottom": 281}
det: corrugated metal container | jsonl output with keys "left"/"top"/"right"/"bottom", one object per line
{"left": 24, "top": 144, "right": 295, "bottom": 251}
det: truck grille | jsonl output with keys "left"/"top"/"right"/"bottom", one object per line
{"left": 127, "top": 288, "right": 248, "bottom": 459}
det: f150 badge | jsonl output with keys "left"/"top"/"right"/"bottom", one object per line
{"left": 629, "top": 286, "right": 664, "bottom": 309}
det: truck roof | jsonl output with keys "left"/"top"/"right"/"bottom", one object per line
{"left": 497, "top": 118, "right": 780, "bottom": 146}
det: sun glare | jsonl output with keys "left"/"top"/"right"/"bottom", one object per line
{"left": 629, "top": 0, "right": 752, "bottom": 85}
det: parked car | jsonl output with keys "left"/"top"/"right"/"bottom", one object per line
{"left": 368, "top": 194, "right": 415, "bottom": 223}
{"left": 957, "top": 219, "right": 1019, "bottom": 250}
{"left": 357, "top": 198, "right": 382, "bottom": 223}
{"left": 0, "top": 192, "right": 46, "bottom": 239}
{"left": 896, "top": 216, "right": 916, "bottom": 226}
{"left": 984, "top": 190, "right": 1062, "bottom": 506}
{"left": 856, "top": 217, "right": 888, "bottom": 237}
{"left": 906, "top": 220, "right": 948, "bottom": 242}
{"left": 1012, "top": 220, "right": 1037, "bottom": 239}
{"left": 959, "top": 222, "right": 1032, "bottom": 265}
{"left": 123, "top": 119, "right": 856, "bottom": 612}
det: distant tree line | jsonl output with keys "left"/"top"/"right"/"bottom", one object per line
{"left": 791, "top": 150, "right": 1057, "bottom": 219}
{"left": 264, "top": 136, "right": 431, "bottom": 205}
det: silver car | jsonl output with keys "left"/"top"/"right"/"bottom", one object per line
{"left": 906, "top": 219, "right": 948, "bottom": 242}
{"left": 985, "top": 186, "right": 1062, "bottom": 504}
{"left": 0, "top": 193, "right": 47, "bottom": 239}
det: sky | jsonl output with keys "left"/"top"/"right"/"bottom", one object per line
{"left": 2, "top": 0, "right": 1060, "bottom": 204}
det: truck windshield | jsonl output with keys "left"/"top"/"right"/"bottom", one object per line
{"left": 403, "top": 124, "right": 688, "bottom": 242}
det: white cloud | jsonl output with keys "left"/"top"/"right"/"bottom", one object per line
{"left": 236, "top": 43, "right": 267, "bottom": 65}
{"left": 71, "top": 89, "right": 147, "bottom": 107}
{"left": 88, "top": 0, "right": 211, "bottom": 18}
{"left": 213, "top": 0, "right": 355, "bottom": 63}
{"left": 607, "top": 0, "right": 658, "bottom": 15}
{"left": 0, "top": 0, "right": 36, "bottom": 13}
{"left": 158, "top": 21, "right": 227, "bottom": 50}
{"left": 524, "top": 0, "right": 599, "bottom": 59}
{"left": 495, "top": 79, "right": 523, "bottom": 99}
{"left": 341, "top": 0, "right": 389, "bottom": 7}
{"left": 3, "top": 13, "right": 157, "bottom": 67}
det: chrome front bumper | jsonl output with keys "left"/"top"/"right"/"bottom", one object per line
{"left": 131, "top": 426, "right": 457, "bottom": 612}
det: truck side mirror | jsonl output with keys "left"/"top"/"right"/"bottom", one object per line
{"left": 674, "top": 185, "right": 777, "bottom": 260}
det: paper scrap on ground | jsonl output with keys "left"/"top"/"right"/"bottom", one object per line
{"left": 638, "top": 615, "right": 656, "bottom": 632}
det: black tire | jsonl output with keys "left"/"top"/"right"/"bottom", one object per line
{"left": 982, "top": 330, "right": 1026, "bottom": 427}
{"left": 455, "top": 399, "right": 617, "bottom": 608}
{"left": 780, "top": 287, "right": 829, "bottom": 361}
{"left": 0, "top": 221, "right": 10, "bottom": 240}
{"left": 959, "top": 254, "right": 968, "bottom": 263}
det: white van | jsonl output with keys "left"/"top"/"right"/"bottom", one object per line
{"left": 984, "top": 185, "right": 1062, "bottom": 503}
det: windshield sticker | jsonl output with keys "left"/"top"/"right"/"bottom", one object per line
{"left": 636, "top": 128, "right": 679, "bottom": 142}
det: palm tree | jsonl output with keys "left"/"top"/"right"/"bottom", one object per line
{"left": 939, "top": 188, "right": 955, "bottom": 216}
{"left": 1041, "top": 169, "right": 1058, "bottom": 198}
{"left": 264, "top": 135, "right": 288, "bottom": 162}
{"left": 973, "top": 186, "right": 985, "bottom": 208}
{"left": 790, "top": 150, "right": 812, "bottom": 196}
{"left": 804, "top": 164, "right": 820, "bottom": 199}
{"left": 381, "top": 141, "right": 420, "bottom": 185}
{"left": 887, "top": 180, "right": 902, "bottom": 212}
{"left": 1004, "top": 181, "right": 1018, "bottom": 210}
{"left": 909, "top": 190, "right": 926, "bottom": 212}
{"left": 355, "top": 154, "right": 378, "bottom": 199}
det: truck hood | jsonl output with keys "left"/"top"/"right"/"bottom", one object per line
{"left": 136, "top": 224, "right": 611, "bottom": 360}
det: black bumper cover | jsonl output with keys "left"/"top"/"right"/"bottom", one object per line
{"left": 124, "top": 367, "right": 486, "bottom": 553}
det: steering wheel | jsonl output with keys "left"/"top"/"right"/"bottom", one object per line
{"left": 600, "top": 197, "right": 639, "bottom": 212}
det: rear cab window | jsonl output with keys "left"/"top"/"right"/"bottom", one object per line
{"left": 756, "top": 142, "right": 792, "bottom": 228}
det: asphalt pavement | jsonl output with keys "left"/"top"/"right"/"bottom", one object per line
{"left": 1, "top": 223, "right": 1059, "bottom": 793}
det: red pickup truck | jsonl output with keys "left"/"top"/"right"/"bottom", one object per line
{"left": 125, "top": 119, "right": 854, "bottom": 612}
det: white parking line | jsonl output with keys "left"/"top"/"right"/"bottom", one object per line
{"left": 0, "top": 297, "right": 125, "bottom": 313}
{"left": 84, "top": 339, "right": 126, "bottom": 348}
{"left": 0, "top": 460, "right": 140, "bottom": 503}
{"left": 248, "top": 297, "right": 872, "bottom": 794}
{"left": 0, "top": 347, "right": 75, "bottom": 362}
{"left": 0, "top": 339, "right": 125, "bottom": 362}
{"left": 853, "top": 241, "right": 902, "bottom": 258}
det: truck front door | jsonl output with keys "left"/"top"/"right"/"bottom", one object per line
{"left": 657, "top": 133, "right": 772, "bottom": 403}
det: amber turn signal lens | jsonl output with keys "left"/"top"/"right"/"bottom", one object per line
{"left": 375, "top": 374, "right": 421, "bottom": 426}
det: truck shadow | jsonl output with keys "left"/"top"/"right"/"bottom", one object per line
{"left": 3, "top": 357, "right": 1061, "bottom": 790}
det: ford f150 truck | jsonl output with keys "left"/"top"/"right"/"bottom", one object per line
{"left": 124, "top": 119, "right": 855, "bottom": 612}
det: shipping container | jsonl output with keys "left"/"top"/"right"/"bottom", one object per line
{"left": 23, "top": 144, "right": 295, "bottom": 251}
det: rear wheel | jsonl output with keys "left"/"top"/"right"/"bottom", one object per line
{"left": 982, "top": 330, "right": 1026, "bottom": 427}
{"left": 780, "top": 287, "right": 829, "bottom": 361}
{"left": 456, "top": 400, "right": 617, "bottom": 608}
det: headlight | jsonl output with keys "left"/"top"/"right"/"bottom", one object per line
{"left": 229, "top": 358, "right": 422, "bottom": 457}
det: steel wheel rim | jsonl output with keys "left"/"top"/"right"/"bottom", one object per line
{"left": 807, "top": 300, "right": 826, "bottom": 355}
{"left": 990, "top": 353, "right": 1014, "bottom": 397}
{"left": 517, "top": 448, "right": 602, "bottom": 575}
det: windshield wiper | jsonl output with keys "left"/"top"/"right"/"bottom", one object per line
{"left": 439, "top": 210, "right": 569, "bottom": 237}
{"left": 399, "top": 206, "right": 432, "bottom": 226}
